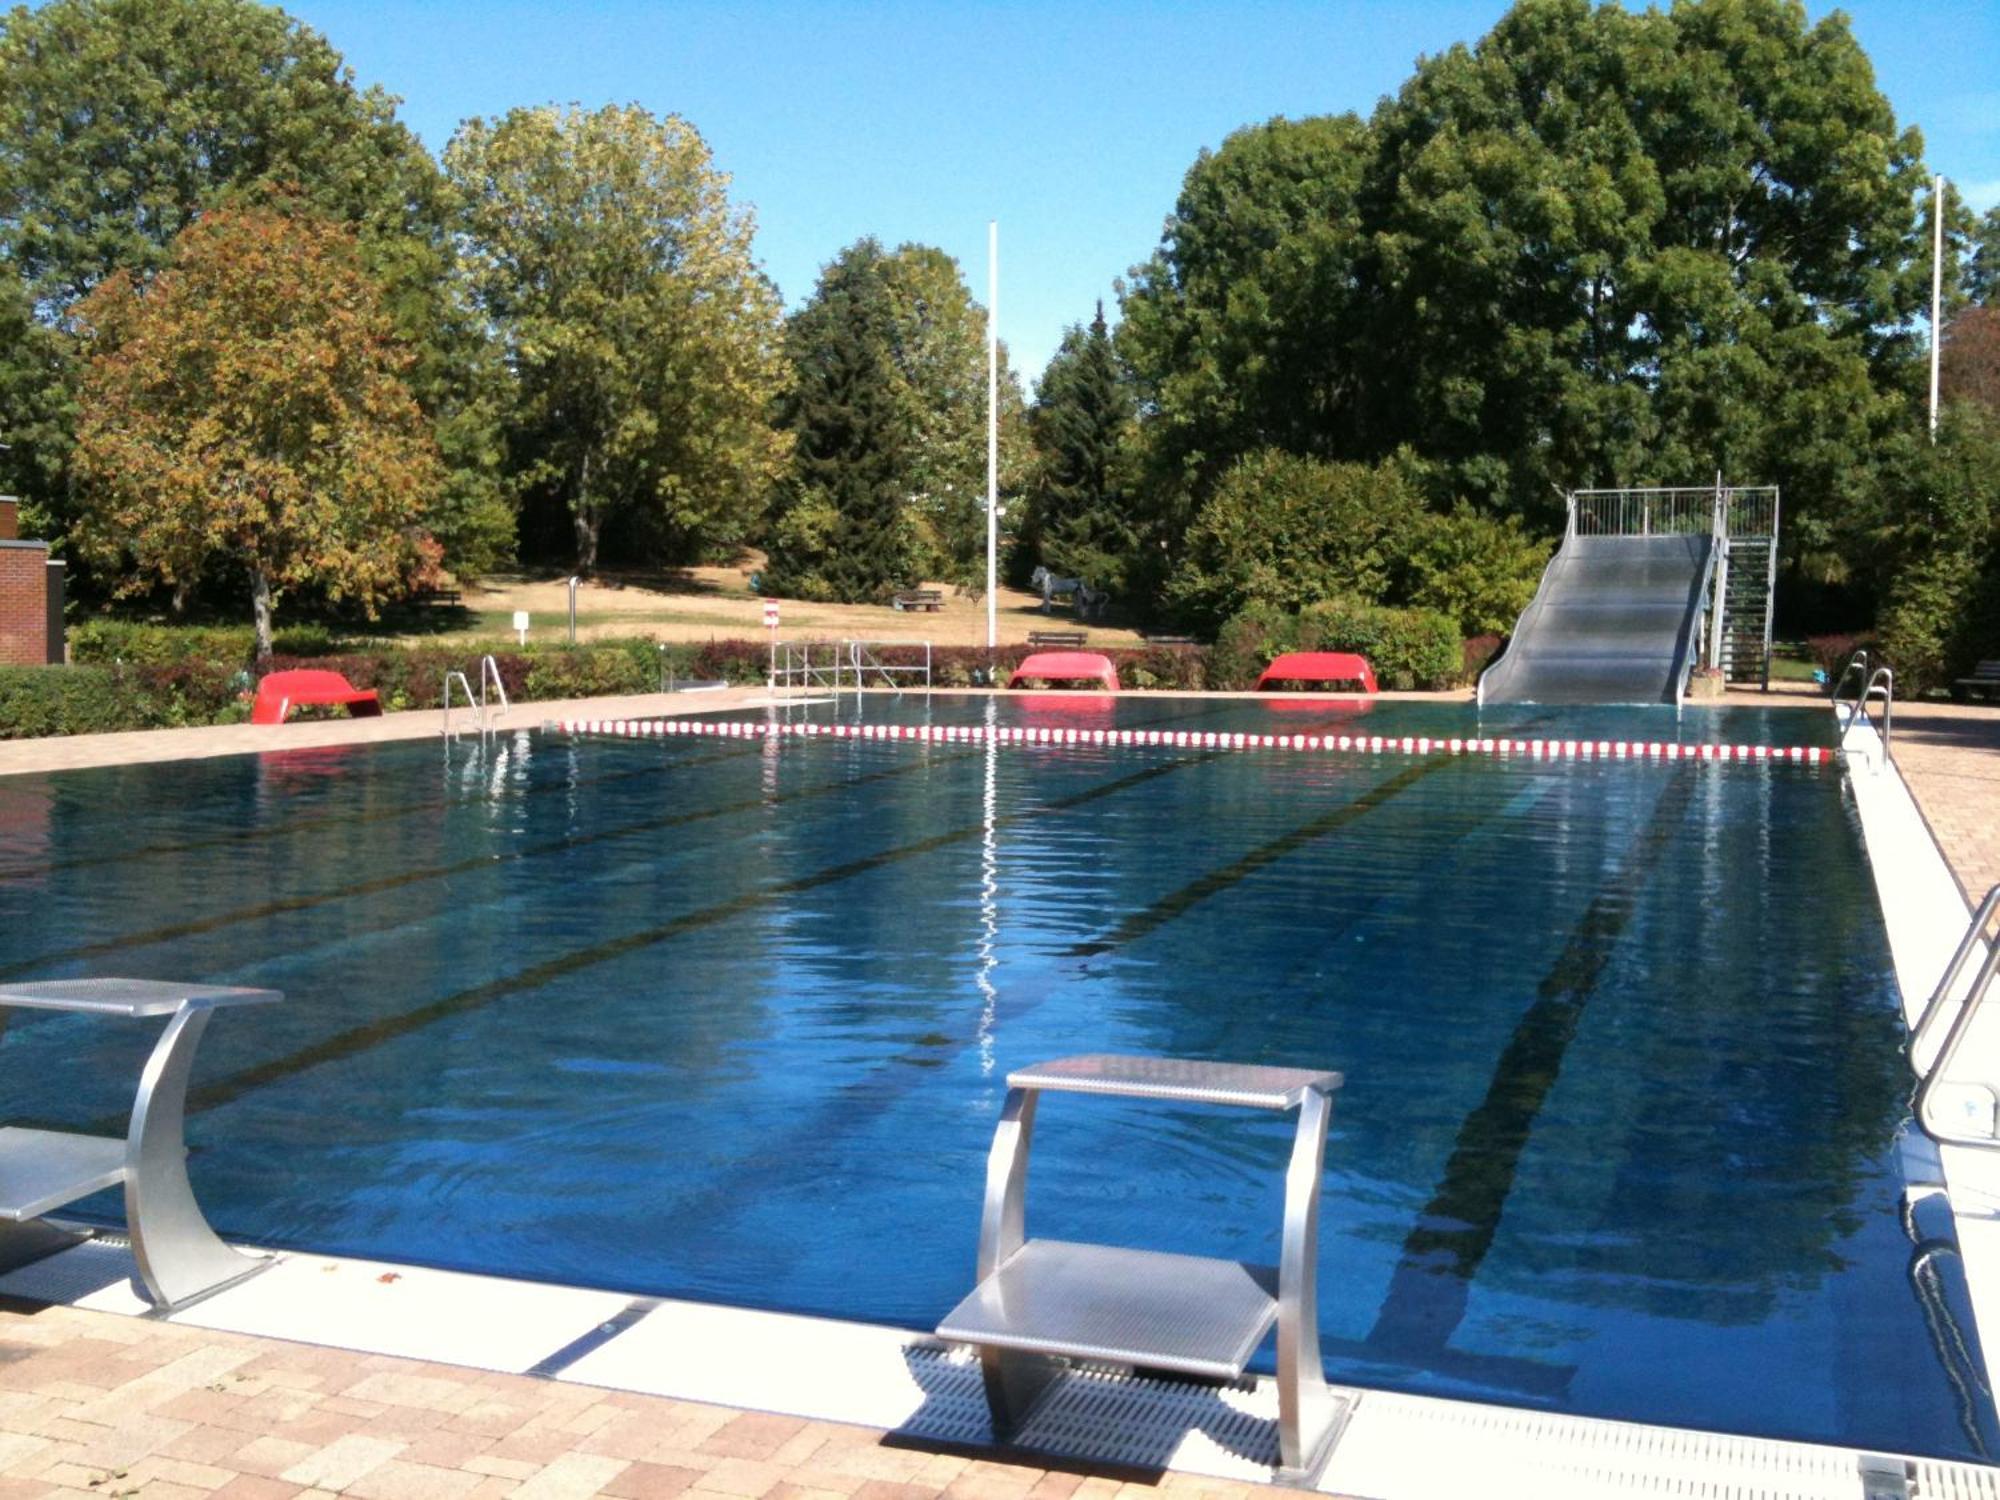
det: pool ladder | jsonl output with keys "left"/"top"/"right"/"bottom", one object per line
{"left": 443, "top": 656, "right": 509, "bottom": 742}
{"left": 1911, "top": 884, "right": 2000, "bottom": 1148}
{"left": 1832, "top": 650, "right": 1895, "bottom": 758}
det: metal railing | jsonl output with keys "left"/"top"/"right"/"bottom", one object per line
{"left": 479, "top": 655, "right": 508, "bottom": 718}
{"left": 442, "top": 669, "right": 477, "bottom": 741}
{"left": 1911, "top": 884, "right": 2000, "bottom": 1149}
{"left": 1849, "top": 665, "right": 1896, "bottom": 757}
{"left": 1570, "top": 486, "right": 1717, "bottom": 538}
{"left": 849, "top": 639, "right": 931, "bottom": 692}
{"left": 771, "top": 639, "right": 849, "bottom": 696}
{"left": 1831, "top": 650, "right": 1870, "bottom": 718}
{"left": 1568, "top": 484, "right": 1781, "bottom": 541}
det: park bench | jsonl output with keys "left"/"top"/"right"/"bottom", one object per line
{"left": 409, "top": 586, "right": 462, "bottom": 607}
{"left": 1957, "top": 661, "right": 2000, "bottom": 701}
{"left": 893, "top": 588, "right": 944, "bottom": 612}
{"left": 1027, "top": 630, "right": 1087, "bottom": 649}
{"left": 1142, "top": 633, "right": 1197, "bottom": 647}
{"left": 252, "top": 668, "right": 383, "bottom": 725}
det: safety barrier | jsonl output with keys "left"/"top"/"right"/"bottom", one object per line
{"left": 549, "top": 715, "right": 1835, "bottom": 765}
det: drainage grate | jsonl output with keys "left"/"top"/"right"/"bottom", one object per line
{"left": 1915, "top": 1460, "right": 2000, "bottom": 1498}
{"left": 1319, "top": 1392, "right": 1939, "bottom": 1500}
{"left": 896, "top": 1345, "right": 1333, "bottom": 1481}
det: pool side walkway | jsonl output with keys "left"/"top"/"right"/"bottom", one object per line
{"left": 0, "top": 690, "right": 774, "bottom": 778}
{"left": 1884, "top": 698, "right": 2000, "bottom": 902}
{"left": 0, "top": 1297, "right": 1296, "bottom": 1500}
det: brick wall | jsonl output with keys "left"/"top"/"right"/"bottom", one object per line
{"left": 0, "top": 499, "right": 16, "bottom": 541}
{"left": 0, "top": 543, "right": 49, "bottom": 666}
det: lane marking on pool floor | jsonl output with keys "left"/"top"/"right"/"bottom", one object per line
{"left": 7, "top": 745, "right": 982, "bottom": 983}
{"left": 2, "top": 739, "right": 759, "bottom": 886}
{"left": 1365, "top": 766, "right": 1701, "bottom": 1366}
{"left": 171, "top": 753, "right": 1228, "bottom": 1118}
{"left": 551, "top": 715, "right": 1835, "bottom": 766}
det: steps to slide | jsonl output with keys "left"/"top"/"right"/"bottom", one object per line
{"left": 1479, "top": 534, "right": 1714, "bottom": 707}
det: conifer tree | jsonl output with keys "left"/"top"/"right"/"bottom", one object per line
{"left": 764, "top": 241, "right": 915, "bottom": 601}
{"left": 1026, "top": 304, "right": 1138, "bottom": 591}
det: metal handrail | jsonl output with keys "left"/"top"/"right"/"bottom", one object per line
{"left": 1674, "top": 534, "right": 1722, "bottom": 707}
{"left": 1831, "top": 650, "right": 1870, "bottom": 719}
{"left": 442, "top": 670, "right": 476, "bottom": 741}
{"left": 1861, "top": 666, "right": 1894, "bottom": 755}
{"left": 848, "top": 638, "right": 932, "bottom": 692}
{"left": 478, "top": 655, "right": 508, "bottom": 723}
{"left": 774, "top": 640, "right": 848, "bottom": 696}
{"left": 1913, "top": 884, "right": 2000, "bottom": 1149}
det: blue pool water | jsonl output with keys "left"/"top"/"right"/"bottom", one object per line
{"left": 0, "top": 696, "right": 1988, "bottom": 1458}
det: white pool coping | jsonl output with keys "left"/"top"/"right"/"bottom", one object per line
{"left": 5, "top": 706, "right": 1998, "bottom": 1497}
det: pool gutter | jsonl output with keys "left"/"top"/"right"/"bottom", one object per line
{"left": 1841, "top": 714, "right": 2000, "bottom": 1409}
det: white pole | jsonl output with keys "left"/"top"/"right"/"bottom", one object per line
{"left": 986, "top": 220, "right": 999, "bottom": 656}
{"left": 1931, "top": 173, "right": 1944, "bottom": 441}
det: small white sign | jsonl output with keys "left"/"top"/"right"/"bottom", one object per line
{"left": 763, "top": 598, "right": 780, "bottom": 630}
{"left": 513, "top": 609, "right": 530, "bottom": 646}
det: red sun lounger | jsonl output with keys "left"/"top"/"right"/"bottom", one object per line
{"left": 1006, "top": 651, "right": 1120, "bottom": 691}
{"left": 252, "top": 669, "right": 383, "bottom": 726}
{"left": 1254, "top": 652, "right": 1378, "bottom": 693}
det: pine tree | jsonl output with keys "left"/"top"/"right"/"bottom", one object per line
{"left": 764, "top": 241, "right": 914, "bottom": 602}
{"left": 1027, "top": 304, "right": 1138, "bottom": 592}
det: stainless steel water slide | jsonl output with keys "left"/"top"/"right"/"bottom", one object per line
{"left": 1477, "top": 533, "right": 1714, "bottom": 706}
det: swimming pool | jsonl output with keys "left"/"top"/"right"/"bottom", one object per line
{"left": 0, "top": 696, "right": 1987, "bottom": 1459}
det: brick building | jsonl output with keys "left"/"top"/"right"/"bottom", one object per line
{"left": 0, "top": 498, "right": 65, "bottom": 666}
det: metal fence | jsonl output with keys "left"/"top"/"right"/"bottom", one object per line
{"left": 1569, "top": 485, "right": 1779, "bottom": 540}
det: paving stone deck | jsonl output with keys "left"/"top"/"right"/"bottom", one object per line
{"left": 0, "top": 1300, "right": 1317, "bottom": 1500}
{"left": 1885, "top": 698, "right": 2000, "bottom": 903}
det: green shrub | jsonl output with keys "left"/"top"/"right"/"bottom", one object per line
{"left": 1163, "top": 451, "right": 1429, "bottom": 633}
{"left": 1874, "top": 405, "right": 2000, "bottom": 693}
{"left": 1402, "top": 504, "right": 1552, "bottom": 636}
{"left": 1209, "top": 599, "right": 1461, "bottom": 691}
{"left": 0, "top": 661, "right": 240, "bottom": 738}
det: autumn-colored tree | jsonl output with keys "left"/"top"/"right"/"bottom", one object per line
{"left": 72, "top": 208, "right": 443, "bottom": 663}
{"left": 1943, "top": 306, "right": 2000, "bottom": 417}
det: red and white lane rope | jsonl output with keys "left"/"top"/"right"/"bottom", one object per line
{"left": 549, "top": 716, "right": 1835, "bottom": 766}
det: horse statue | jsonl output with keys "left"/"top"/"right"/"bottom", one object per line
{"left": 1031, "top": 565, "right": 1082, "bottom": 615}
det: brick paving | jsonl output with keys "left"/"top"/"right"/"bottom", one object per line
{"left": 1884, "top": 698, "right": 2000, "bottom": 903}
{"left": 0, "top": 1300, "right": 1320, "bottom": 1500}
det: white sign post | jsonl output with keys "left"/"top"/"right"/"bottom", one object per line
{"left": 764, "top": 598, "right": 780, "bottom": 690}
{"left": 512, "top": 610, "right": 530, "bottom": 647}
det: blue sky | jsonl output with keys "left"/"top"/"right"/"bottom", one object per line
{"left": 290, "top": 0, "right": 2000, "bottom": 384}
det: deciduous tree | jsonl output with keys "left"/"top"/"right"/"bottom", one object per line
{"left": 447, "top": 103, "right": 788, "bottom": 575}
{"left": 71, "top": 209, "right": 443, "bottom": 663}
{"left": 878, "top": 244, "right": 1028, "bottom": 583}
{"left": 0, "top": 0, "right": 508, "bottom": 579}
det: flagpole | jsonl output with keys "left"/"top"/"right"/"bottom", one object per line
{"left": 1931, "top": 173, "right": 1944, "bottom": 441}
{"left": 986, "top": 220, "right": 999, "bottom": 657}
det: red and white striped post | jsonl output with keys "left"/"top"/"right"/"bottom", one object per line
{"left": 763, "top": 598, "right": 780, "bottom": 690}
